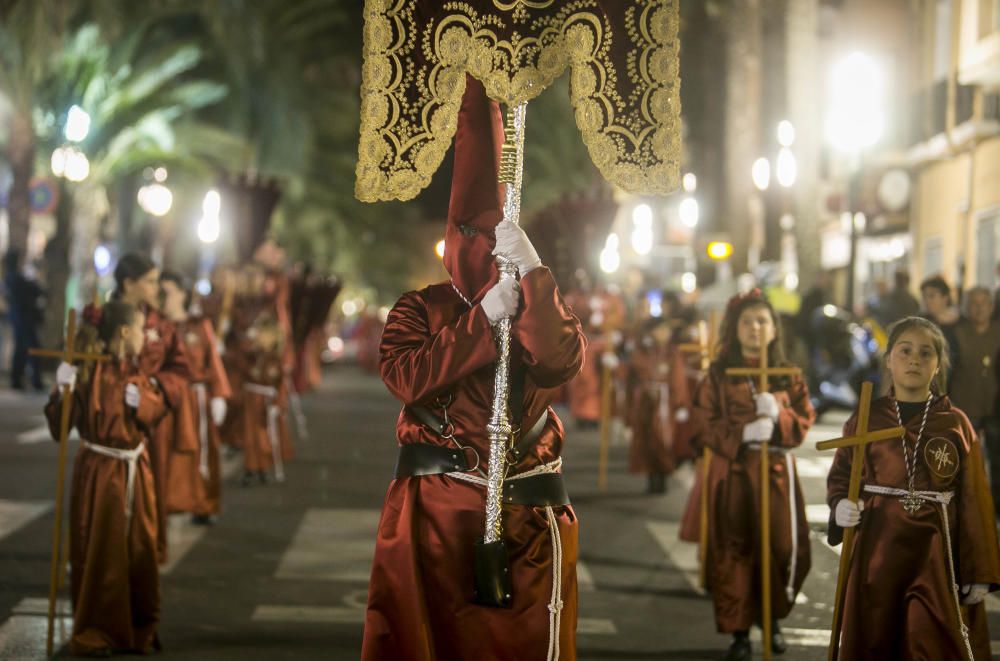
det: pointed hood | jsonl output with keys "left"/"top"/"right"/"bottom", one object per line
{"left": 444, "top": 75, "right": 505, "bottom": 304}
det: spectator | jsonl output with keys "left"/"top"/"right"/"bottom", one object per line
{"left": 3, "top": 250, "right": 45, "bottom": 390}
{"left": 951, "top": 287, "right": 1000, "bottom": 517}
{"left": 920, "top": 274, "right": 960, "bottom": 376}
{"left": 873, "top": 270, "right": 921, "bottom": 329}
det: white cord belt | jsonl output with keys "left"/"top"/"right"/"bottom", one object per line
{"left": 448, "top": 458, "right": 566, "bottom": 660}
{"left": 192, "top": 382, "right": 210, "bottom": 479}
{"left": 785, "top": 452, "right": 798, "bottom": 602}
{"left": 82, "top": 441, "right": 145, "bottom": 526}
{"left": 862, "top": 484, "right": 971, "bottom": 659}
{"left": 244, "top": 383, "right": 284, "bottom": 482}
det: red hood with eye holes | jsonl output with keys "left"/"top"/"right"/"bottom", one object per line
{"left": 443, "top": 75, "right": 505, "bottom": 305}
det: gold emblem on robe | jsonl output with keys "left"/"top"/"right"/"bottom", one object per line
{"left": 923, "top": 437, "right": 959, "bottom": 480}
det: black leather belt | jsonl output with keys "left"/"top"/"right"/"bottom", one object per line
{"left": 393, "top": 443, "right": 570, "bottom": 507}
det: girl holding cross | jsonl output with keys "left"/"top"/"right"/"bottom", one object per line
{"left": 827, "top": 316, "right": 1000, "bottom": 659}
{"left": 46, "top": 302, "right": 166, "bottom": 656}
{"left": 693, "top": 289, "right": 815, "bottom": 660}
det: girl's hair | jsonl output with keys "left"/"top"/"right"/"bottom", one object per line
{"left": 712, "top": 289, "right": 792, "bottom": 388}
{"left": 160, "top": 269, "right": 191, "bottom": 309}
{"left": 885, "top": 316, "right": 950, "bottom": 394}
{"left": 112, "top": 253, "right": 156, "bottom": 300}
{"left": 75, "top": 302, "right": 139, "bottom": 381}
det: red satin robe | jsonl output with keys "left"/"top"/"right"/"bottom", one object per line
{"left": 567, "top": 334, "right": 605, "bottom": 425}
{"left": 626, "top": 341, "right": 691, "bottom": 475}
{"left": 827, "top": 396, "right": 1000, "bottom": 660}
{"left": 166, "top": 317, "right": 232, "bottom": 515}
{"left": 240, "top": 349, "right": 293, "bottom": 475}
{"left": 693, "top": 366, "right": 815, "bottom": 632}
{"left": 362, "top": 268, "right": 586, "bottom": 661}
{"left": 137, "top": 306, "right": 194, "bottom": 563}
{"left": 46, "top": 361, "right": 165, "bottom": 656}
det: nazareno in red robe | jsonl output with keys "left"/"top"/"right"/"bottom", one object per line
{"left": 827, "top": 395, "right": 1000, "bottom": 660}
{"left": 137, "top": 305, "right": 195, "bottom": 563}
{"left": 626, "top": 340, "right": 691, "bottom": 476}
{"left": 692, "top": 364, "right": 815, "bottom": 633}
{"left": 166, "top": 317, "right": 232, "bottom": 515}
{"left": 46, "top": 360, "right": 166, "bottom": 656}
{"left": 361, "top": 75, "right": 587, "bottom": 661}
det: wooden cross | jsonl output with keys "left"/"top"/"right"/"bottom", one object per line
{"left": 815, "top": 381, "right": 903, "bottom": 661}
{"left": 725, "top": 347, "right": 801, "bottom": 661}
{"left": 677, "top": 312, "right": 718, "bottom": 590}
{"left": 29, "top": 309, "right": 109, "bottom": 656}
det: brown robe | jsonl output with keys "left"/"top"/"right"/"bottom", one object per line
{"left": 241, "top": 350, "right": 293, "bottom": 475}
{"left": 46, "top": 361, "right": 166, "bottom": 656}
{"left": 137, "top": 306, "right": 194, "bottom": 563}
{"left": 166, "top": 317, "right": 232, "bottom": 515}
{"left": 566, "top": 335, "right": 605, "bottom": 425}
{"left": 827, "top": 395, "right": 1000, "bottom": 660}
{"left": 626, "top": 341, "right": 691, "bottom": 475}
{"left": 693, "top": 365, "right": 815, "bottom": 633}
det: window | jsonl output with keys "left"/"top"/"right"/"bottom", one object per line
{"left": 924, "top": 235, "right": 944, "bottom": 278}
{"left": 976, "top": 211, "right": 1000, "bottom": 285}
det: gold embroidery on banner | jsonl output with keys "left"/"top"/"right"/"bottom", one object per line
{"left": 356, "top": 0, "right": 681, "bottom": 202}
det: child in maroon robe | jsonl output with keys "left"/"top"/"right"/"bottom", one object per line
{"left": 47, "top": 302, "right": 166, "bottom": 656}
{"left": 692, "top": 290, "right": 815, "bottom": 660}
{"left": 827, "top": 316, "right": 1000, "bottom": 660}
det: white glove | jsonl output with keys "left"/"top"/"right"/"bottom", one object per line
{"left": 56, "top": 362, "right": 78, "bottom": 390}
{"left": 481, "top": 278, "right": 521, "bottom": 325}
{"left": 601, "top": 352, "right": 620, "bottom": 370}
{"left": 755, "top": 392, "right": 780, "bottom": 421}
{"left": 962, "top": 583, "right": 990, "bottom": 605}
{"left": 741, "top": 417, "right": 775, "bottom": 443}
{"left": 124, "top": 383, "right": 141, "bottom": 409}
{"left": 675, "top": 407, "right": 690, "bottom": 423}
{"left": 211, "top": 397, "right": 228, "bottom": 426}
{"left": 834, "top": 498, "right": 864, "bottom": 528}
{"left": 492, "top": 220, "right": 542, "bottom": 276}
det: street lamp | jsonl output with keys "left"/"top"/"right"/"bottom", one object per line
{"left": 435, "top": 239, "right": 446, "bottom": 259}
{"left": 631, "top": 204, "right": 653, "bottom": 256}
{"left": 776, "top": 147, "right": 797, "bottom": 188}
{"left": 197, "top": 190, "right": 222, "bottom": 244}
{"left": 600, "top": 233, "right": 621, "bottom": 274}
{"left": 825, "top": 51, "right": 884, "bottom": 311}
{"left": 64, "top": 105, "right": 91, "bottom": 143}
{"left": 137, "top": 182, "right": 173, "bottom": 217}
{"left": 752, "top": 157, "right": 770, "bottom": 191}
{"left": 679, "top": 197, "right": 699, "bottom": 228}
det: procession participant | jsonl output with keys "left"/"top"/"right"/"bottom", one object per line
{"left": 692, "top": 289, "right": 814, "bottom": 660}
{"left": 827, "top": 317, "right": 1000, "bottom": 660}
{"left": 625, "top": 315, "right": 690, "bottom": 494}
{"left": 566, "top": 291, "right": 608, "bottom": 430}
{"left": 239, "top": 313, "right": 292, "bottom": 485}
{"left": 47, "top": 302, "right": 165, "bottom": 656}
{"left": 361, "top": 77, "right": 586, "bottom": 661}
{"left": 112, "top": 253, "right": 193, "bottom": 563}
{"left": 160, "top": 271, "right": 232, "bottom": 523}
{"left": 920, "top": 275, "right": 961, "bottom": 375}
{"left": 949, "top": 287, "right": 1000, "bottom": 517}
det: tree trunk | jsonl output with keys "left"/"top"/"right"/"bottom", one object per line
{"left": 7, "top": 110, "right": 35, "bottom": 259}
{"left": 42, "top": 179, "right": 72, "bottom": 352}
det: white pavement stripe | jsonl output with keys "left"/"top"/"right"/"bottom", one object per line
{"left": 794, "top": 456, "right": 833, "bottom": 479}
{"left": 577, "top": 618, "right": 617, "bottom": 635}
{"left": 16, "top": 424, "right": 78, "bottom": 445}
{"left": 160, "top": 514, "right": 208, "bottom": 576}
{"left": 577, "top": 560, "right": 595, "bottom": 591}
{"left": 276, "top": 508, "right": 380, "bottom": 582}
{"left": 645, "top": 521, "right": 704, "bottom": 594}
{"left": 806, "top": 504, "right": 830, "bottom": 525}
{"left": 749, "top": 627, "right": 830, "bottom": 647}
{"left": 252, "top": 604, "right": 364, "bottom": 625}
{"left": 0, "top": 500, "right": 51, "bottom": 541}
{"left": 0, "top": 615, "right": 73, "bottom": 658}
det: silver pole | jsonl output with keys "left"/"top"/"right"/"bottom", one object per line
{"left": 484, "top": 101, "right": 527, "bottom": 544}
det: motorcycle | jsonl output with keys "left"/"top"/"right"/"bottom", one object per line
{"left": 805, "top": 305, "right": 883, "bottom": 419}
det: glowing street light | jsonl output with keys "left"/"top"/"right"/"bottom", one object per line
{"left": 825, "top": 52, "right": 884, "bottom": 152}
{"left": 776, "top": 147, "right": 797, "bottom": 188}
{"left": 752, "top": 157, "right": 770, "bottom": 191}
{"left": 435, "top": 239, "right": 446, "bottom": 259}
{"left": 681, "top": 272, "right": 697, "bottom": 293}
{"left": 600, "top": 233, "right": 620, "bottom": 274}
{"left": 679, "top": 196, "right": 699, "bottom": 228}
{"left": 682, "top": 172, "right": 697, "bottom": 192}
{"left": 777, "top": 120, "right": 795, "bottom": 147}
{"left": 93, "top": 245, "right": 112, "bottom": 275}
{"left": 631, "top": 204, "right": 654, "bottom": 255}
{"left": 197, "top": 189, "right": 222, "bottom": 244}
{"left": 137, "top": 183, "right": 173, "bottom": 217}
{"left": 64, "top": 105, "right": 91, "bottom": 143}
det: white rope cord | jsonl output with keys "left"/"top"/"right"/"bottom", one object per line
{"left": 451, "top": 282, "right": 474, "bottom": 308}
{"left": 785, "top": 452, "right": 798, "bottom": 602}
{"left": 193, "top": 382, "right": 210, "bottom": 479}
{"left": 446, "top": 457, "right": 563, "bottom": 487}
{"left": 545, "top": 505, "right": 564, "bottom": 661}
{"left": 245, "top": 383, "right": 284, "bottom": 482}
{"left": 82, "top": 441, "right": 145, "bottom": 527}
{"left": 863, "top": 485, "right": 972, "bottom": 659}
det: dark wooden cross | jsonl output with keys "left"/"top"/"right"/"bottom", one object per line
{"left": 30, "top": 309, "right": 109, "bottom": 656}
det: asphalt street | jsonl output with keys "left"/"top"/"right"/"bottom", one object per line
{"left": 1, "top": 365, "right": 999, "bottom": 659}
